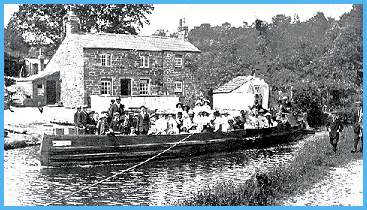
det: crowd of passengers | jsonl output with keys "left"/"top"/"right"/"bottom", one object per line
{"left": 73, "top": 95, "right": 294, "bottom": 135}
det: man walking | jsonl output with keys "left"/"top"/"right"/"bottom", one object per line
{"left": 352, "top": 101, "right": 363, "bottom": 153}
{"left": 327, "top": 111, "right": 343, "bottom": 153}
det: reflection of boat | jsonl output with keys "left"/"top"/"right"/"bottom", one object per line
{"left": 40, "top": 117, "right": 304, "bottom": 167}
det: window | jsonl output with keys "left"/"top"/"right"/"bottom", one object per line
{"left": 33, "top": 63, "right": 39, "bottom": 74}
{"left": 175, "top": 55, "right": 183, "bottom": 67}
{"left": 139, "top": 79, "right": 149, "bottom": 95}
{"left": 101, "top": 54, "right": 112, "bottom": 66}
{"left": 139, "top": 54, "right": 149, "bottom": 68}
{"left": 174, "top": 81, "right": 183, "bottom": 94}
{"left": 254, "top": 85, "right": 261, "bottom": 94}
{"left": 37, "top": 83, "right": 44, "bottom": 96}
{"left": 100, "top": 78, "right": 112, "bottom": 95}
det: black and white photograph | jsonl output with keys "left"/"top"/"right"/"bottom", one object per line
{"left": 3, "top": 3, "right": 363, "bottom": 206}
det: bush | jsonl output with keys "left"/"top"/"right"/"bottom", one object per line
{"left": 292, "top": 84, "right": 325, "bottom": 127}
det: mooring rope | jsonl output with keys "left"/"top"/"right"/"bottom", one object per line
{"left": 44, "top": 133, "right": 194, "bottom": 206}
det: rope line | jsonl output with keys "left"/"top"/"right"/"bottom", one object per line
{"left": 44, "top": 133, "right": 194, "bottom": 206}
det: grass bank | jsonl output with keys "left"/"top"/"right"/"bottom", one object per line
{"left": 175, "top": 126, "right": 363, "bottom": 206}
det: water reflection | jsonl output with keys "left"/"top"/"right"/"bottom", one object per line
{"left": 4, "top": 137, "right": 308, "bottom": 206}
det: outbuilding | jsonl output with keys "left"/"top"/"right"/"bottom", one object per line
{"left": 213, "top": 76, "right": 269, "bottom": 111}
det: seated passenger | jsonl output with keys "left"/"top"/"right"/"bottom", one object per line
{"left": 129, "top": 127, "right": 137, "bottom": 136}
{"left": 167, "top": 113, "right": 179, "bottom": 134}
{"left": 109, "top": 112, "right": 122, "bottom": 133}
{"left": 219, "top": 112, "right": 231, "bottom": 132}
{"left": 181, "top": 111, "right": 196, "bottom": 133}
{"left": 212, "top": 111, "right": 223, "bottom": 132}
{"left": 182, "top": 105, "right": 190, "bottom": 120}
{"left": 155, "top": 113, "right": 168, "bottom": 134}
{"left": 257, "top": 109, "right": 270, "bottom": 128}
{"left": 193, "top": 100, "right": 203, "bottom": 123}
{"left": 136, "top": 106, "right": 150, "bottom": 135}
{"left": 120, "top": 112, "right": 129, "bottom": 134}
{"left": 175, "top": 103, "right": 184, "bottom": 117}
{"left": 233, "top": 116, "right": 243, "bottom": 130}
{"left": 176, "top": 112, "right": 184, "bottom": 131}
{"left": 201, "top": 99, "right": 211, "bottom": 113}
{"left": 96, "top": 113, "right": 109, "bottom": 135}
{"left": 280, "top": 96, "right": 292, "bottom": 113}
{"left": 249, "top": 98, "right": 263, "bottom": 113}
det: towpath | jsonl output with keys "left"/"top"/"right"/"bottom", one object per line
{"left": 282, "top": 159, "right": 363, "bottom": 206}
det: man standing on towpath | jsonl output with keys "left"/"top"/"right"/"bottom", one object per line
{"left": 351, "top": 101, "right": 363, "bottom": 153}
{"left": 327, "top": 111, "right": 343, "bottom": 153}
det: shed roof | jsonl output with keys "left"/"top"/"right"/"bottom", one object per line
{"left": 15, "top": 69, "right": 59, "bottom": 82}
{"left": 213, "top": 76, "right": 256, "bottom": 93}
{"left": 71, "top": 33, "right": 201, "bottom": 52}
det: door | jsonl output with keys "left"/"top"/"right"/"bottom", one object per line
{"left": 46, "top": 80, "right": 57, "bottom": 104}
{"left": 121, "top": 79, "right": 131, "bottom": 96}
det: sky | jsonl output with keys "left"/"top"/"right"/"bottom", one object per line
{"left": 4, "top": 4, "right": 354, "bottom": 36}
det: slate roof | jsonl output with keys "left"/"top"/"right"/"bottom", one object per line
{"left": 213, "top": 76, "right": 254, "bottom": 93}
{"left": 70, "top": 33, "right": 201, "bottom": 52}
{"left": 15, "top": 69, "right": 59, "bottom": 82}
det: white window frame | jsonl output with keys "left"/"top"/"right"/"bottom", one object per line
{"left": 100, "top": 78, "right": 112, "bottom": 95}
{"left": 37, "top": 83, "right": 44, "bottom": 96}
{"left": 174, "top": 81, "right": 183, "bottom": 93}
{"left": 101, "top": 54, "right": 112, "bottom": 66}
{"left": 139, "top": 54, "right": 149, "bottom": 68}
{"left": 254, "top": 85, "right": 261, "bottom": 94}
{"left": 175, "top": 55, "right": 183, "bottom": 67}
{"left": 139, "top": 79, "right": 150, "bottom": 95}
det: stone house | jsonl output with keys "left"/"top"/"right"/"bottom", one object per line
{"left": 17, "top": 10, "right": 201, "bottom": 111}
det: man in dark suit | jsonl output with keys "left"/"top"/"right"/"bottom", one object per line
{"left": 327, "top": 111, "right": 344, "bottom": 153}
{"left": 136, "top": 105, "right": 150, "bottom": 135}
{"left": 351, "top": 101, "right": 363, "bottom": 153}
{"left": 80, "top": 106, "right": 88, "bottom": 127}
{"left": 108, "top": 99, "right": 118, "bottom": 123}
{"left": 116, "top": 97, "right": 125, "bottom": 115}
{"left": 74, "top": 106, "right": 82, "bottom": 127}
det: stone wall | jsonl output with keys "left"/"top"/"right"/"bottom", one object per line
{"left": 55, "top": 35, "right": 85, "bottom": 108}
{"left": 91, "top": 95, "right": 179, "bottom": 114}
{"left": 83, "top": 48, "right": 199, "bottom": 107}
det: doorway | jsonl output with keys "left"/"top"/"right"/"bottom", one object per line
{"left": 121, "top": 79, "right": 131, "bottom": 96}
{"left": 46, "top": 80, "right": 57, "bottom": 104}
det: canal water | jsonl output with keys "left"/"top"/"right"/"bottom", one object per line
{"left": 4, "top": 136, "right": 308, "bottom": 206}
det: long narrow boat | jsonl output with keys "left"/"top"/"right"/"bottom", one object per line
{"left": 40, "top": 123, "right": 303, "bottom": 167}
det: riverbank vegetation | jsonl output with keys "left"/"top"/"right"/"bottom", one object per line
{"left": 176, "top": 126, "right": 362, "bottom": 206}
{"left": 185, "top": 4, "right": 362, "bottom": 125}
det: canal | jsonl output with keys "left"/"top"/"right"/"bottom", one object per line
{"left": 4, "top": 135, "right": 308, "bottom": 206}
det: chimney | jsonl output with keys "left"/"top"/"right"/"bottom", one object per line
{"left": 63, "top": 5, "right": 80, "bottom": 38}
{"left": 177, "top": 18, "right": 188, "bottom": 40}
{"left": 38, "top": 48, "right": 45, "bottom": 71}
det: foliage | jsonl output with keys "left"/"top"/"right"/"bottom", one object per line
{"left": 187, "top": 5, "right": 362, "bottom": 110}
{"left": 292, "top": 83, "right": 326, "bottom": 127}
{"left": 6, "top": 4, "right": 154, "bottom": 54}
{"left": 4, "top": 52, "right": 25, "bottom": 77}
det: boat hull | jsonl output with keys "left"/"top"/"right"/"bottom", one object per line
{"left": 40, "top": 126, "right": 303, "bottom": 167}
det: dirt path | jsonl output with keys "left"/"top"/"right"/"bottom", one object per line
{"left": 282, "top": 159, "right": 363, "bottom": 206}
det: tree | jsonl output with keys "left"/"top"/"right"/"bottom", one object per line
{"left": 6, "top": 4, "right": 154, "bottom": 51}
{"left": 4, "top": 27, "right": 30, "bottom": 56}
